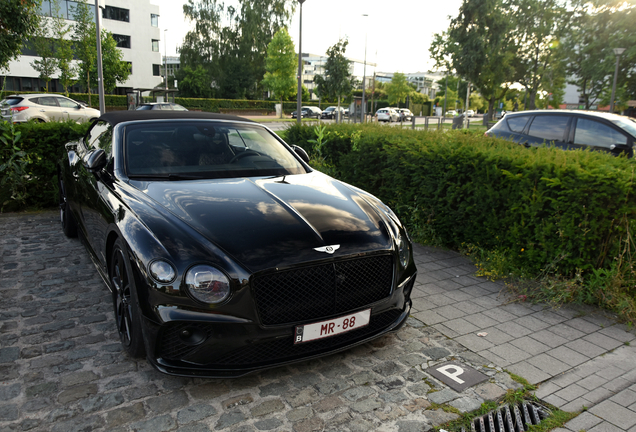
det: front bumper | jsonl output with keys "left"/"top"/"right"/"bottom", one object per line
{"left": 142, "top": 272, "right": 416, "bottom": 378}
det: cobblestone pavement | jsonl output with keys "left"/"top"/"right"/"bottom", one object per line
{"left": 1, "top": 211, "right": 636, "bottom": 432}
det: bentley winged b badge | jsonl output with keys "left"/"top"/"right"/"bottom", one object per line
{"left": 313, "top": 245, "right": 340, "bottom": 254}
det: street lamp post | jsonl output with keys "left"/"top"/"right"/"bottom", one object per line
{"left": 164, "top": 29, "right": 169, "bottom": 92}
{"left": 95, "top": 0, "right": 106, "bottom": 115}
{"left": 609, "top": 48, "right": 625, "bottom": 113}
{"left": 296, "top": 0, "right": 305, "bottom": 125}
{"left": 361, "top": 14, "right": 368, "bottom": 124}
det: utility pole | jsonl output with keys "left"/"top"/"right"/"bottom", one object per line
{"left": 296, "top": 0, "right": 306, "bottom": 125}
{"left": 95, "top": 0, "right": 105, "bottom": 115}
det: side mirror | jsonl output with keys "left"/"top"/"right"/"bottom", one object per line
{"left": 292, "top": 145, "right": 310, "bottom": 163}
{"left": 84, "top": 149, "right": 107, "bottom": 172}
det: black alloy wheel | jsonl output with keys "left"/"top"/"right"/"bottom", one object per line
{"left": 58, "top": 179, "right": 78, "bottom": 238}
{"left": 110, "top": 239, "right": 146, "bottom": 358}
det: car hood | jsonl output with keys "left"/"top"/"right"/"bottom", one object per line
{"left": 131, "top": 172, "right": 393, "bottom": 272}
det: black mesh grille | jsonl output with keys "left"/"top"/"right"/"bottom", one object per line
{"left": 252, "top": 255, "right": 394, "bottom": 325}
{"left": 159, "top": 322, "right": 216, "bottom": 360}
{"left": 214, "top": 308, "right": 403, "bottom": 366}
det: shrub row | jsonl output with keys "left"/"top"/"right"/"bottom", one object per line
{"left": 286, "top": 123, "right": 636, "bottom": 278}
{"left": 0, "top": 120, "right": 90, "bottom": 211}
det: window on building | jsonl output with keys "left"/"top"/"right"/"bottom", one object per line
{"left": 126, "top": 62, "right": 133, "bottom": 74}
{"left": 39, "top": 0, "right": 88, "bottom": 20}
{"left": 151, "top": 14, "right": 159, "bottom": 27}
{"left": 112, "top": 34, "right": 131, "bottom": 49}
{"left": 152, "top": 40, "right": 159, "bottom": 52}
{"left": 153, "top": 65, "right": 161, "bottom": 76}
{"left": 103, "top": 6, "right": 129, "bottom": 22}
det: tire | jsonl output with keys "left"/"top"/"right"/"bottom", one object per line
{"left": 110, "top": 239, "right": 146, "bottom": 358}
{"left": 59, "top": 179, "right": 78, "bottom": 238}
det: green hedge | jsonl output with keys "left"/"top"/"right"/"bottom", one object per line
{"left": 0, "top": 120, "right": 90, "bottom": 211}
{"left": 286, "top": 123, "right": 636, "bottom": 278}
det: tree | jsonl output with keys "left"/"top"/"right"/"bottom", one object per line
{"left": 314, "top": 39, "right": 356, "bottom": 123}
{"left": 98, "top": 31, "right": 131, "bottom": 93}
{"left": 510, "top": 0, "right": 570, "bottom": 110}
{"left": 0, "top": 0, "right": 40, "bottom": 71}
{"left": 175, "top": 65, "right": 213, "bottom": 98}
{"left": 561, "top": 0, "right": 636, "bottom": 110}
{"left": 262, "top": 28, "right": 297, "bottom": 118}
{"left": 52, "top": 5, "right": 76, "bottom": 96}
{"left": 72, "top": 1, "right": 131, "bottom": 98}
{"left": 29, "top": 14, "right": 58, "bottom": 92}
{"left": 385, "top": 73, "right": 413, "bottom": 107}
{"left": 181, "top": 0, "right": 295, "bottom": 99}
{"left": 430, "top": 0, "right": 517, "bottom": 122}
{"left": 73, "top": 1, "right": 97, "bottom": 104}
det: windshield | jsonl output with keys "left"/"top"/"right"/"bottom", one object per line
{"left": 124, "top": 121, "right": 307, "bottom": 179}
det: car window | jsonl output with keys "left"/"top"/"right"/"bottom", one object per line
{"left": 136, "top": 105, "right": 153, "bottom": 110}
{"left": 2, "top": 97, "right": 23, "bottom": 106}
{"left": 57, "top": 98, "right": 78, "bottom": 108}
{"left": 38, "top": 97, "right": 59, "bottom": 107}
{"left": 506, "top": 115, "right": 531, "bottom": 133}
{"left": 86, "top": 121, "right": 113, "bottom": 157}
{"left": 172, "top": 104, "right": 188, "bottom": 111}
{"left": 574, "top": 118, "right": 627, "bottom": 148}
{"left": 124, "top": 121, "right": 307, "bottom": 179}
{"left": 528, "top": 115, "right": 569, "bottom": 142}
{"left": 611, "top": 117, "right": 636, "bottom": 138}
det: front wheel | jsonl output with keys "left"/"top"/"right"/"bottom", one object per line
{"left": 110, "top": 239, "right": 146, "bottom": 358}
{"left": 59, "top": 178, "right": 78, "bottom": 238}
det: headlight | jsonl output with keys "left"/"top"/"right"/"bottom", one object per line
{"left": 149, "top": 260, "right": 176, "bottom": 283}
{"left": 398, "top": 235, "right": 410, "bottom": 268}
{"left": 185, "top": 265, "right": 231, "bottom": 304}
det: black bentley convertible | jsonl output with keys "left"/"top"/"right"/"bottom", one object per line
{"left": 58, "top": 111, "right": 417, "bottom": 377}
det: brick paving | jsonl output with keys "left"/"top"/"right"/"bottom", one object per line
{"left": 1, "top": 211, "right": 636, "bottom": 432}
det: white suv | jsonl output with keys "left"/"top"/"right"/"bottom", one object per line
{"left": 1, "top": 94, "right": 100, "bottom": 123}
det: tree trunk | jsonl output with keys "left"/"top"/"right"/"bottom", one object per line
{"left": 337, "top": 95, "right": 341, "bottom": 124}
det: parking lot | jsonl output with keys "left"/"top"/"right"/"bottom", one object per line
{"left": 2, "top": 211, "right": 636, "bottom": 432}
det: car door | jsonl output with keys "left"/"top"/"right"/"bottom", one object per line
{"left": 524, "top": 114, "right": 572, "bottom": 148}
{"left": 35, "top": 96, "right": 63, "bottom": 121}
{"left": 56, "top": 97, "right": 83, "bottom": 122}
{"left": 74, "top": 120, "right": 116, "bottom": 264}
{"left": 571, "top": 116, "right": 633, "bottom": 156}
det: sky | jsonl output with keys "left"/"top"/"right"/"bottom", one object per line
{"left": 149, "top": 0, "right": 464, "bottom": 77}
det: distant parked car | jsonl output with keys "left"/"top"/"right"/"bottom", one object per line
{"left": 398, "top": 109, "right": 414, "bottom": 121}
{"left": 376, "top": 108, "right": 400, "bottom": 123}
{"left": 445, "top": 110, "right": 457, "bottom": 117}
{"left": 485, "top": 110, "right": 636, "bottom": 157}
{"left": 291, "top": 106, "right": 322, "bottom": 119}
{"left": 0, "top": 94, "right": 100, "bottom": 123}
{"left": 136, "top": 103, "right": 188, "bottom": 111}
{"left": 321, "top": 106, "right": 345, "bottom": 120}
{"left": 466, "top": 110, "right": 475, "bottom": 117}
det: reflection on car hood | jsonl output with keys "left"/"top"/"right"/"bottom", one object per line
{"left": 132, "top": 172, "right": 392, "bottom": 272}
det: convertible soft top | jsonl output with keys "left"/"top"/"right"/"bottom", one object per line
{"left": 98, "top": 110, "right": 255, "bottom": 126}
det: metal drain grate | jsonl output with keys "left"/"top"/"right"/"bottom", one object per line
{"left": 462, "top": 401, "right": 551, "bottom": 432}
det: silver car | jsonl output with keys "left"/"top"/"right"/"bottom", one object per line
{"left": 0, "top": 94, "right": 100, "bottom": 123}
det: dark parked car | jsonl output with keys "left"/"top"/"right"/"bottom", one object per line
{"left": 485, "top": 110, "right": 636, "bottom": 157}
{"left": 321, "top": 106, "right": 345, "bottom": 120}
{"left": 58, "top": 111, "right": 417, "bottom": 377}
{"left": 136, "top": 102, "right": 188, "bottom": 111}
{"left": 291, "top": 106, "right": 322, "bottom": 119}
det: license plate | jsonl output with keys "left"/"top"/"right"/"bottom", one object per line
{"left": 294, "top": 309, "right": 370, "bottom": 344}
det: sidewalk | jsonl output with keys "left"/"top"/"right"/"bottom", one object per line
{"left": 1, "top": 212, "right": 635, "bottom": 431}
{"left": 410, "top": 243, "right": 636, "bottom": 432}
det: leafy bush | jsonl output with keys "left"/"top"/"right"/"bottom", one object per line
{"left": 288, "top": 123, "right": 636, "bottom": 283}
{"left": 0, "top": 120, "right": 89, "bottom": 211}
